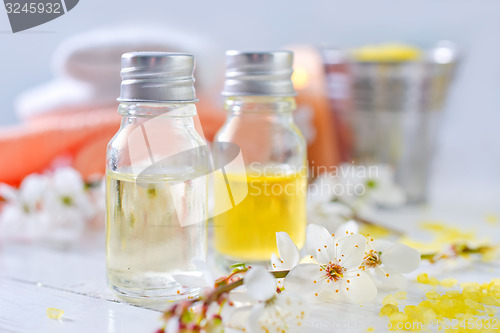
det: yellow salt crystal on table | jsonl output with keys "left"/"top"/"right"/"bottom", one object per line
{"left": 417, "top": 273, "right": 453, "bottom": 287}
{"left": 440, "top": 278, "right": 457, "bottom": 288}
{"left": 464, "top": 298, "right": 483, "bottom": 311}
{"left": 428, "top": 277, "right": 440, "bottom": 286}
{"left": 388, "top": 312, "right": 416, "bottom": 331}
{"left": 422, "top": 308, "right": 437, "bottom": 322}
{"left": 460, "top": 281, "right": 480, "bottom": 289}
{"left": 46, "top": 307, "right": 64, "bottom": 319}
{"left": 404, "top": 305, "right": 422, "bottom": 320}
{"left": 382, "top": 294, "right": 399, "bottom": 306}
{"left": 425, "top": 290, "right": 440, "bottom": 299}
{"left": 485, "top": 307, "right": 497, "bottom": 317}
{"left": 489, "top": 278, "right": 500, "bottom": 286}
{"left": 381, "top": 277, "right": 500, "bottom": 330}
{"left": 416, "top": 273, "right": 429, "bottom": 284}
{"left": 389, "top": 312, "right": 409, "bottom": 322}
{"left": 402, "top": 222, "right": 492, "bottom": 258}
{"left": 380, "top": 304, "right": 399, "bottom": 317}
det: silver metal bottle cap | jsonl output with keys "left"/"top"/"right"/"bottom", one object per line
{"left": 118, "top": 52, "right": 198, "bottom": 103}
{"left": 221, "top": 50, "right": 296, "bottom": 96}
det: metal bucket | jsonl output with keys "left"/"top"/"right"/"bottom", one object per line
{"left": 323, "top": 42, "right": 458, "bottom": 203}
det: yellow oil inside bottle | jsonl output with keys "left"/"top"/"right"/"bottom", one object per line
{"left": 213, "top": 167, "right": 307, "bottom": 262}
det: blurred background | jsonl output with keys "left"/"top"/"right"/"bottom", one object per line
{"left": 0, "top": 0, "right": 499, "bottom": 207}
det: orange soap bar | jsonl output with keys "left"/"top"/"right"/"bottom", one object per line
{"left": 0, "top": 100, "right": 224, "bottom": 186}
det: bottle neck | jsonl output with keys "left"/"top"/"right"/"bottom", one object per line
{"left": 224, "top": 96, "right": 296, "bottom": 114}
{"left": 118, "top": 102, "right": 197, "bottom": 118}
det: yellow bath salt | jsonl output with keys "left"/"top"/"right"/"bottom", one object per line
{"left": 381, "top": 278, "right": 500, "bottom": 332}
{"left": 401, "top": 222, "right": 489, "bottom": 256}
{"left": 416, "top": 274, "right": 457, "bottom": 288}
{"left": 46, "top": 307, "right": 64, "bottom": 319}
{"left": 380, "top": 304, "right": 399, "bottom": 317}
{"left": 416, "top": 273, "right": 430, "bottom": 284}
{"left": 425, "top": 290, "right": 440, "bottom": 299}
{"left": 439, "top": 278, "right": 458, "bottom": 288}
{"left": 388, "top": 312, "right": 409, "bottom": 322}
{"left": 382, "top": 294, "right": 399, "bottom": 306}
{"left": 366, "top": 327, "right": 375, "bottom": 332}
{"left": 428, "top": 277, "right": 440, "bottom": 286}
{"left": 417, "top": 273, "right": 440, "bottom": 286}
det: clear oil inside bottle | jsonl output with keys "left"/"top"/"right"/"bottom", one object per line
{"left": 106, "top": 170, "right": 207, "bottom": 300}
{"left": 105, "top": 102, "right": 208, "bottom": 301}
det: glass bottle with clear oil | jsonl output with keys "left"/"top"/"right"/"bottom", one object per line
{"left": 106, "top": 52, "right": 208, "bottom": 301}
{"left": 213, "top": 51, "right": 307, "bottom": 266}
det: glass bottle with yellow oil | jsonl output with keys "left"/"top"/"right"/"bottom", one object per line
{"left": 106, "top": 52, "right": 209, "bottom": 300}
{"left": 213, "top": 51, "right": 307, "bottom": 265}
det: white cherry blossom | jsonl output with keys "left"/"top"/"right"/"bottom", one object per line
{"left": 0, "top": 167, "right": 101, "bottom": 245}
{"left": 243, "top": 266, "right": 307, "bottom": 333}
{"left": 363, "top": 239, "right": 420, "bottom": 290}
{"left": 40, "top": 167, "right": 95, "bottom": 244}
{"left": 0, "top": 173, "right": 49, "bottom": 241}
{"left": 285, "top": 224, "right": 377, "bottom": 303}
{"left": 306, "top": 164, "right": 405, "bottom": 233}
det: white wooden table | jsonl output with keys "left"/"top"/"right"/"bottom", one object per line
{"left": 1, "top": 190, "right": 499, "bottom": 333}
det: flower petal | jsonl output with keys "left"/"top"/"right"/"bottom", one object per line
{"left": 165, "top": 317, "right": 180, "bottom": 333}
{"left": 381, "top": 243, "right": 420, "bottom": 273}
{"left": 246, "top": 303, "right": 266, "bottom": 333}
{"left": 193, "top": 259, "right": 214, "bottom": 286}
{"left": 229, "top": 291, "right": 256, "bottom": 305}
{"left": 275, "top": 292, "right": 307, "bottom": 321}
{"left": 270, "top": 253, "right": 284, "bottom": 271}
{"left": 172, "top": 273, "right": 208, "bottom": 288}
{"left": 20, "top": 173, "right": 49, "bottom": 206}
{"left": 247, "top": 293, "right": 307, "bottom": 333}
{"left": 371, "top": 239, "right": 393, "bottom": 252}
{"left": 0, "top": 184, "right": 17, "bottom": 202}
{"left": 52, "top": 167, "right": 85, "bottom": 196}
{"left": 373, "top": 266, "right": 408, "bottom": 290}
{"left": 335, "top": 220, "right": 359, "bottom": 237}
{"left": 284, "top": 263, "right": 325, "bottom": 298}
{"left": 244, "top": 266, "right": 277, "bottom": 302}
{"left": 226, "top": 305, "right": 251, "bottom": 331}
{"left": 276, "top": 232, "right": 300, "bottom": 269}
{"left": 305, "top": 224, "right": 334, "bottom": 263}
{"left": 341, "top": 271, "right": 377, "bottom": 303}
{"left": 336, "top": 234, "right": 367, "bottom": 269}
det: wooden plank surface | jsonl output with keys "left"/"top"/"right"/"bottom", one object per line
{"left": 0, "top": 197, "right": 499, "bottom": 332}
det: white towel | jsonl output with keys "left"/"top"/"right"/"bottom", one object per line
{"left": 16, "top": 27, "right": 218, "bottom": 119}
